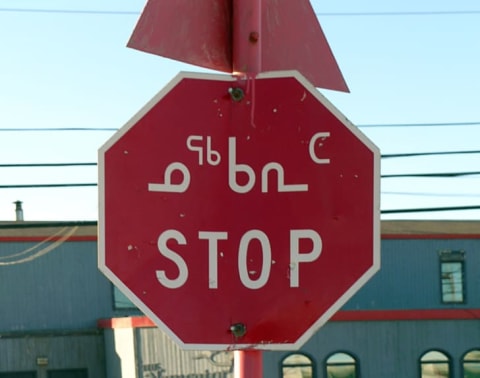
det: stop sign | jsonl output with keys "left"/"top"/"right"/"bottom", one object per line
{"left": 98, "top": 71, "right": 380, "bottom": 351}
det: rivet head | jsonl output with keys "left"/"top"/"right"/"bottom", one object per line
{"left": 230, "top": 323, "right": 247, "bottom": 338}
{"left": 249, "top": 31, "right": 259, "bottom": 43}
{"left": 229, "top": 87, "right": 245, "bottom": 102}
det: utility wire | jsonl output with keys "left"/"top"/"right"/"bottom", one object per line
{"left": 0, "top": 127, "right": 118, "bottom": 132}
{"left": 383, "top": 191, "right": 480, "bottom": 198}
{"left": 0, "top": 183, "right": 96, "bottom": 189}
{"left": 2, "top": 183, "right": 478, "bottom": 215}
{"left": 382, "top": 171, "right": 480, "bottom": 179}
{"left": 0, "top": 183, "right": 478, "bottom": 214}
{"left": 2, "top": 206, "right": 480, "bottom": 228}
{"left": 2, "top": 170, "right": 480, "bottom": 189}
{"left": 381, "top": 205, "right": 480, "bottom": 214}
{"left": 2, "top": 169, "right": 479, "bottom": 179}
{"left": 0, "top": 163, "right": 97, "bottom": 168}
{"left": 358, "top": 121, "right": 480, "bottom": 128}
{"left": 0, "top": 8, "right": 139, "bottom": 15}
{"left": 0, "top": 221, "right": 97, "bottom": 229}
{"left": 0, "top": 184, "right": 478, "bottom": 215}
{"left": 316, "top": 10, "right": 480, "bottom": 17}
{"left": 1, "top": 8, "right": 480, "bottom": 17}
{"left": 2, "top": 149, "right": 479, "bottom": 168}
{"left": 382, "top": 150, "right": 480, "bottom": 158}
{"left": 1, "top": 122, "right": 479, "bottom": 132}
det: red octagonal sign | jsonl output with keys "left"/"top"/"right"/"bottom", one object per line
{"left": 98, "top": 71, "right": 380, "bottom": 350}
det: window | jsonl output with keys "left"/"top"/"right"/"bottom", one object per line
{"left": 325, "top": 352, "right": 358, "bottom": 378}
{"left": 420, "top": 350, "right": 450, "bottom": 377}
{"left": 439, "top": 250, "right": 465, "bottom": 303}
{"left": 463, "top": 349, "right": 480, "bottom": 377}
{"left": 113, "top": 285, "right": 138, "bottom": 310}
{"left": 47, "top": 369, "right": 88, "bottom": 378}
{"left": 282, "top": 353, "right": 315, "bottom": 378}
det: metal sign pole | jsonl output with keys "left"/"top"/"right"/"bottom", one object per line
{"left": 232, "top": 0, "right": 262, "bottom": 76}
{"left": 233, "top": 1, "right": 263, "bottom": 375}
{"left": 234, "top": 350, "right": 263, "bottom": 378}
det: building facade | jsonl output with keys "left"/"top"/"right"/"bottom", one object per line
{"left": 0, "top": 221, "right": 479, "bottom": 377}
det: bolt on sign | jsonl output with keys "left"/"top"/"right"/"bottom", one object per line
{"left": 98, "top": 70, "right": 380, "bottom": 350}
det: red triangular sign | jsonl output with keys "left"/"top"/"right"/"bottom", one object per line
{"left": 127, "top": 0, "right": 348, "bottom": 92}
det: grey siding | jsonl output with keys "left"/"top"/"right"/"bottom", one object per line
{"left": 1, "top": 222, "right": 480, "bottom": 377}
{"left": 0, "top": 240, "right": 113, "bottom": 331}
{"left": 343, "top": 238, "right": 480, "bottom": 310}
{"left": 264, "top": 319, "right": 480, "bottom": 378}
{"left": 0, "top": 332, "right": 105, "bottom": 378}
{"left": 135, "top": 328, "right": 233, "bottom": 377}
{"left": 1, "top": 234, "right": 479, "bottom": 329}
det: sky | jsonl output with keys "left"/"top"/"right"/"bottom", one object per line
{"left": 0, "top": 0, "right": 479, "bottom": 222}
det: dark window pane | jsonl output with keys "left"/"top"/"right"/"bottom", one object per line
{"left": 47, "top": 369, "right": 87, "bottom": 378}
{"left": 113, "top": 285, "right": 137, "bottom": 309}
{"left": 441, "top": 262, "right": 464, "bottom": 302}
{"left": 326, "top": 352, "right": 357, "bottom": 378}
{"left": 464, "top": 350, "right": 480, "bottom": 377}
{"left": 0, "top": 373, "right": 36, "bottom": 378}
{"left": 282, "top": 353, "right": 314, "bottom": 378}
{"left": 439, "top": 250, "right": 465, "bottom": 304}
{"left": 420, "top": 350, "right": 450, "bottom": 377}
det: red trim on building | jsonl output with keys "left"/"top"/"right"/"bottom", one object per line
{"left": 0, "top": 236, "right": 98, "bottom": 242}
{"left": 332, "top": 308, "right": 480, "bottom": 321}
{"left": 3, "top": 233, "right": 480, "bottom": 243}
{"left": 3, "top": 235, "right": 480, "bottom": 243}
{"left": 98, "top": 309, "right": 480, "bottom": 329}
{"left": 382, "top": 234, "right": 480, "bottom": 240}
{"left": 98, "top": 316, "right": 156, "bottom": 329}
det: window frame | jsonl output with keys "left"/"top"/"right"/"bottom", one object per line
{"left": 112, "top": 284, "right": 140, "bottom": 311}
{"left": 462, "top": 349, "right": 480, "bottom": 377}
{"left": 280, "top": 351, "right": 316, "bottom": 378}
{"left": 324, "top": 351, "right": 360, "bottom": 378}
{"left": 47, "top": 369, "right": 88, "bottom": 378}
{"left": 0, "top": 373, "right": 37, "bottom": 378}
{"left": 419, "top": 349, "right": 451, "bottom": 378}
{"left": 439, "top": 250, "right": 466, "bottom": 304}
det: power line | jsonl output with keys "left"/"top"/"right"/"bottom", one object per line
{"left": 0, "top": 184, "right": 478, "bottom": 215}
{"left": 358, "top": 121, "right": 480, "bottom": 128}
{"left": 381, "top": 190, "right": 480, "bottom": 198}
{"left": 1, "top": 122, "right": 479, "bottom": 133}
{"left": 2, "top": 182, "right": 478, "bottom": 216}
{"left": 0, "top": 183, "right": 96, "bottom": 189}
{"left": 0, "top": 163, "right": 97, "bottom": 168}
{"left": 0, "top": 8, "right": 139, "bottom": 15}
{"left": 2, "top": 171, "right": 480, "bottom": 189}
{"left": 0, "top": 182, "right": 478, "bottom": 214}
{"left": 316, "top": 10, "right": 480, "bottom": 17}
{"left": 381, "top": 205, "right": 480, "bottom": 214}
{"left": 2, "top": 149, "right": 479, "bottom": 169}
{"left": 1, "top": 8, "right": 480, "bottom": 17}
{"left": 383, "top": 191, "right": 480, "bottom": 198}
{"left": 0, "top": 127, "right": 118, "bottom": 132}
{"left": 0, "top": 221, "right": 97, "bottom": 229}
{"left": 382, "top": 171, "right": 480, "bottom": 179}
{"left": 382, "top": 150, "right": 480, "bottom": 158}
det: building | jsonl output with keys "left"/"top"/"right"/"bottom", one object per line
{"left": 0, "top": 220, "right": 479, "bottom": 377}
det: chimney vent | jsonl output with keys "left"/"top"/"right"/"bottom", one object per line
{"left": 14, "top": 201, "right": 24, "bottom": 221}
